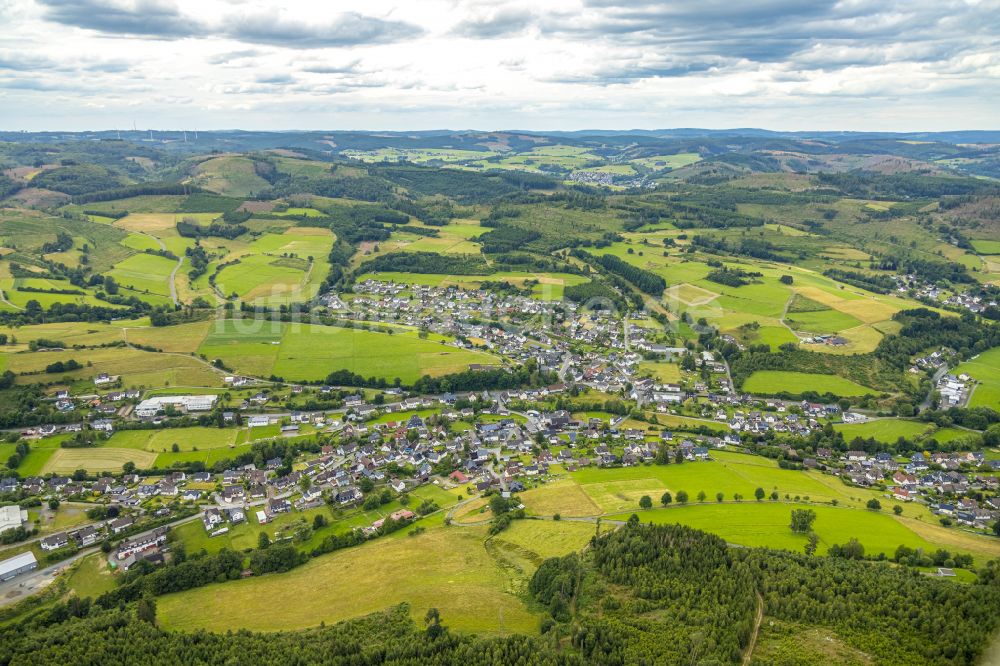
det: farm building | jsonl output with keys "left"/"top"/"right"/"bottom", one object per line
{"left": 0, "top": 551, "right": 37, "bottom": 581}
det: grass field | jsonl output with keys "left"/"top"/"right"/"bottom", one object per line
{"left": 609, "top": 502, "right": 938, "bottom": 557}
{"left": 637, "top": 361, "right": 682, "bottom": 383}
{"left": 518, "top": 479, "right": 602, "bottom": 517}
{"left": 215, "top": 254, "right": 314, "bottom": 304}
{"left": 107, "top": 426, "right": 238, "bottom": 452}
{"left": 0, "top": 319, "right": 142, "bottom": 349}
{"left": 123, "top": 320, "right": 211, "bottom": 352}
{"left": 41, "top": 447, "right": 158, "bottom": 474}
{"left": 199, "top": 320, "right": 498, "bottom": 383}
{"left": 742, "top": 371, "right": 877, "bottom": 397}
{"left": 630, "top": 153, "right": 702, "bottom": 170}
{"left": 67, "top": 553, "right": 117, "bottom": 599}
{"left": 191, "top": 156, "right": 271, "bottom": 198}
{"left": 159, "top": 522, "right": 542, "bottom": 635}
{"left": 834, "top": 419, "right": 932, "bottom": 442}
{"left": 7, "top": 347, "right": 222, "bottom": 389}
{"left": 956, "top": 347, "right": 1000, "bottom": 411}
{"left": 971, "top": 239, "right": 1000, "bottom": 255}
{"left": 105, "top": 253, "right": 177, "bottom": 305}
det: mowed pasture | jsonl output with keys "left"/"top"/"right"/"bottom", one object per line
{"left": 105, "top": 253, "right": 177, "bottom": 305}
{"left": 610, "top": 502, "right": 938, "bottom": 558}
{"left": 123, "top": 320, "right": 212, "bottom": 352}
{"left": 0, "top": 319, "right": 141, "bottom": 350}
{"left": 107, "top": 426, "right": 238, "bottom": 452}
{"left": 742, "top": 371, "right": 877, "bottom": 397}
{"left": 159, "top": 523, "right": 544, "bottom": 635}
{"left": 215, "top": 229, "right": 334, "bottom": 305}
{"left": 41, "top": 447, "right": 158, "bottom": 474}
{"left": 6, "top": 347, "right": 222, "bottom": 389}
{"left": 534, "top": 452, "right": 1000, "bottom": 562}
{"left": 835, "top": 419, "right": 931, "bottom": 442}
{"left": 198, "top": 320, "right": 499, "bottom": 383}
{"left": 956, "top": 347, "right": 1000, "bottom": 411}
{"left": 971, "top": 239, "right": 1000, "bottom": 255}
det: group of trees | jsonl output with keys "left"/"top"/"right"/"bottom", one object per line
{"left": 574, "top": 250, "right": 666, "bottom": 297}
{"left": 359, "top": 251, "right": 490, "bottom": 276}
{"left": 530, "top": 523, "right": 1000, "bottom": 665}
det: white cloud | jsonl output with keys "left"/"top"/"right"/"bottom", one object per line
{"left": 0, "top": 0, "right": 996, "bottom": 130}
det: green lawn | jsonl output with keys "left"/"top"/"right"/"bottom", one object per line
{"left": 742, "top": 371, "right": 876, "bottom": 397}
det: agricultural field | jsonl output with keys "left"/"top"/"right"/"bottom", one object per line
{"left": 609, "top": 502, "right": 938, "bottom": 558}
{"left": 158, "top": 521, "right": 555, "bottom": 635}
{"left": 590, "top": 237, "right": 916, "bottom": 352}
{"left": 971, "top": 239, "right": 1000, "bottom": 255}
{"left": 530, "top": 452, "right": 1000, "bottom": 562}
{"left": 215, "top": 229, "right": 334, "bottom": 304}
{"left": 41, "top": 446, "right": 159, "bottom": 474}
{"left": 105, "top": 253, "right": 177, "bottom": 305}
{"left": 833, "top": 418, "right": 978, "bottom": 444}
{"left": 629, "top": 153, "right": 702, "bottom": 170}
{"left": 834, "top": 418, "right": 934, "bottom": 442}
{"left": 742, "top": 371, "right": 877, "bottom": 397}
{"left": 106, "top": 426, "right": 238, "bottom": 452}
{"left": 189, "top": 156, "right": 271, "bottom": 198}
{"left": 955, "top": 346, "right": 1000, "bottom": 410}
{"left": 199, "top": 319, "right": 499, "bottom": 383}
{"left": 4, "top": 346, "right": 222, "bottom": 389}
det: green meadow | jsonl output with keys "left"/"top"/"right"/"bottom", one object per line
{"left": 609, "top": 502, "right": 937, "bottom": 557}
{"left": 742, "top": 371, "right": 877, "bottom": 397}
{"left": 956, "top": 346, "right": 1000, "bottom": 411}
{"left": 199, "top": 319, "right": 499, "bottom": 383}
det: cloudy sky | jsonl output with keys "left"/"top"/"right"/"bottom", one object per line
{"left": 1, "top": 0, "right": 997, "bottom": 131}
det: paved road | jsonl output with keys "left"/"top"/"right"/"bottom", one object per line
{"left": 920, "top": 364, "right": 949, "bottom": 412}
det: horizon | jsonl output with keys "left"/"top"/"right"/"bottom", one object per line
{"left": 4, "top": 126, "right": 999, "bottom": 135}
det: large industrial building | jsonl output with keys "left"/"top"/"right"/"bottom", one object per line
{"left": 0, "top": 551, "right": 37, "bottom": 581}
{"left": 135, "top": 394, "right": 219, "bottom": 418}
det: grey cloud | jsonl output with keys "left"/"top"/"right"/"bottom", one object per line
{"left": 207, "top": 50, "right": 264, "bottom": 65}
{"left": 0, "top": 52, "right": 130, "bottom": 74}
{"left": 222, "top": 12, "right": 423, "bottom": 48}
{"left": 255, "top": 72, "right": 296, "bottom": 85}
{"left": 38, "top": 0, "right": 200, "bottom": 38}
{"left": 300, "top": 59, "right": 363, "bottom": 75}
{"left": 451, "top": 8, "right": 534, "bottom": 38}
{"left": 0, "top": 53, "right": 61, "bottom": 72}
{"left": 36, "top": 1, "right": 423, "bottom": 48}
{"left": 84, "top": 60, "right": 131, "bottom": 73}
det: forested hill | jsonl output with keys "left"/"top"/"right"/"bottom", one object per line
{"left": 4, "top": 524, "right": 1000, "bottom": 665}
